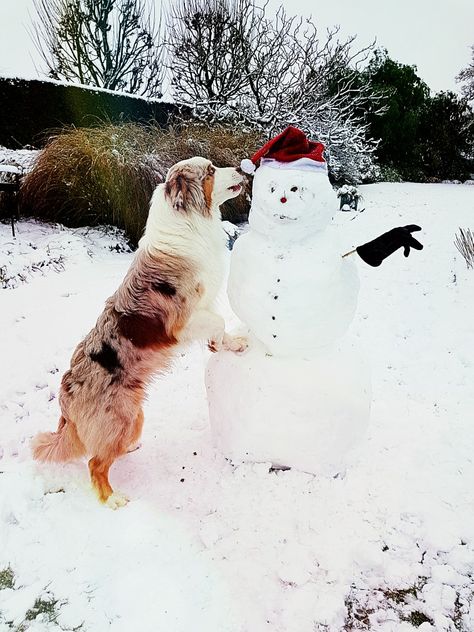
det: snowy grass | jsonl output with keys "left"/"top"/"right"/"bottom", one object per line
{"left": 1, "top": 183, "right": 474, "bottom": 632}
{"left": 0, "top": 221, "right": 131, "bottom": 289}
{"left": 0, "top": 569, "right": 15, "bottom": 591}
{"left": 454, "top": 228, "right": 474, "bottom": 269}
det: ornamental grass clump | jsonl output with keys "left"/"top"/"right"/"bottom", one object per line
{"left": 20, "top": 122, "right": 262, "bottom": 245}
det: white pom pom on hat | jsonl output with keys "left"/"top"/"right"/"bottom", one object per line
{"left": 240, "top": 158, "right": 256, "bottom": 174}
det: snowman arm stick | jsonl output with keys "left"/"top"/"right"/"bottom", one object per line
{"left": 341, "top": 248, "right": 357, "bottom": 258}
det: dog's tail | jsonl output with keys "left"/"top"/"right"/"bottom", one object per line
{"left": 32, "top": 416, "right": 86, "bottom": 462}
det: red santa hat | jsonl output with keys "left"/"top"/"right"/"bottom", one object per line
{"left": 240, "top": 126, "right": 326, "bottom": 174}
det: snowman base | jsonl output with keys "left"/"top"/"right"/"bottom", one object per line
{"left": 206, "top": 337, "right": 371, "bottom": 476}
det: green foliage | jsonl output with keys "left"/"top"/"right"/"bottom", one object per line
{"left": 0, "top": 567, "right": 15, "bottom": 590}
{"left": 24, "top": 596, "right": 59, "bottom": 622}
{"left": 418, "top": 91, "right": 474, "bottom": 180}
{"left": 363, "top": 49, "right": 474, "bottom": 181}
{"left": 378, "top": 165, "right": 404, "bottom": 182}
{"left": 364, "top": 49, "right": 429, "bottom": 177}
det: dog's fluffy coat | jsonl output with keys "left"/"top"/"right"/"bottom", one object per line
{"left": 32, "top": 157, "right": 246, "bottom": 508}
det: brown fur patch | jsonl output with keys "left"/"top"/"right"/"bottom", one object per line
{"left": 32, "top": 416, "right": 86, "bottom": 462}
{"left": 126, "top": 377, "right": 144, "bottom": 390}
{"left": 202, "top": 173, "right": 215, "bottom": 215}
{"left": 165, "top": 172, "right": 188, "bottom": 211}
{"left": 117, "top": 312, "right": 177, "bottom": 349}
{"left": 164, "top": 160, "right": 215, "bottom": 217}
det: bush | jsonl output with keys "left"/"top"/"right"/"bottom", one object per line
{"left": 19, "top": 123, "right": 262, "bottom": 245}
{"left": 378, "top": 165, "right": 404, "bottom": 182}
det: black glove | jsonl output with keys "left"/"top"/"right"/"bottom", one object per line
{"left": 356, "top": 225, "right": 423, "bottom": 267}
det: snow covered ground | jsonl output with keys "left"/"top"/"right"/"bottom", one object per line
{"left": 0, "top": 146, "right": 39, "bottom": 175}
{"left": 0, "top": 183, "right": 473, "bottom": 632}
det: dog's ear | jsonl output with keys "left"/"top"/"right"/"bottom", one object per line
{"left": 165, "top": 171, "right": 188, "bottom": 211}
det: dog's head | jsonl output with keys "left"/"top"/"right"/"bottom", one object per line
{"left": 164, "top": 157, "right": 243, "bottom": 217}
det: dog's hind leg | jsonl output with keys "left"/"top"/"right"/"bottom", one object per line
{"left": 127, "top": 408, "right": 144, "bottom": 453}
{"left": 88, "top": 409, "right": 144, "bottom": 507}
{"left": 88, "top": 455, "right": 128, "bottom": 509}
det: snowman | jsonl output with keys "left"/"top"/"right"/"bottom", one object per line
{"left": 206, "top": 127, "right": 423, "bottom": 475}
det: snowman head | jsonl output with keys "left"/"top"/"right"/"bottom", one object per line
{"left": 241, "top": 127, "right": 335, "bottom": 241}
{"left": 249, "top": 159, "right": 335, "bottom": 240}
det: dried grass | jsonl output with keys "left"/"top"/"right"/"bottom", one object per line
{"left": 454, "top": 227, "right": 474, "bottom": 269}
{"left": 19, "top": 122, "right": 262, "bottom": 245}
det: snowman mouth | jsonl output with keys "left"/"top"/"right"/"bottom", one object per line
{"left": 274, "top": 213, "right": 297, "bottom": 221}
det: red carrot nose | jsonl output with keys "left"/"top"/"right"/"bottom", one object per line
{"left": 280, "top": 197, "right": 287, "bottom": 203}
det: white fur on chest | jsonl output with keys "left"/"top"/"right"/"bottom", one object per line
{"left": 142, "top": 187, "right": 227, "bottom": 308}
{"left": 194, "top": 218, "right": 227, "bottom": 307}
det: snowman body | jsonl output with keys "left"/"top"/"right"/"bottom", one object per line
{"left": 206, "top": 160, "right": 371, "bottom": 475}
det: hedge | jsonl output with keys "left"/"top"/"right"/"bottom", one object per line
{"left": 0, "top": 77, "right": 182, "bottom": 148}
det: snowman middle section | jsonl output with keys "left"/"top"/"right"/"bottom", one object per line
{"left": 227, "top": 227, "right": 360, "bottom": 358}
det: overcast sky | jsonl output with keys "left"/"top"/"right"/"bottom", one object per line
{"left": 0, "top": 0, "right": 472, "bottom": 95}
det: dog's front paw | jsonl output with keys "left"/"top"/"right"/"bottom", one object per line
{"left": 106, "top": 491, "right": 129, "bottom": 510}
{"left": 223, "top": 334, "right": 249, "bottom": 354}
{"left": 208, "top": 337, "right": 222, "bottom": 353}
{"left": 208, "top": 329, "right": 225, "bottom": 353}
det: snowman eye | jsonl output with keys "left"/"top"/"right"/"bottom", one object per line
{"left": 291, "top": 186, "right": 298, "bottom": 192}
{"left": 270, "top": 186, "right": 275, "bottom": 193}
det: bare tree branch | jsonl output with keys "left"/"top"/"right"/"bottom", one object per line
{"left": 457, "top": 45, "right": 474, "bottom": 102}
{"left": 30, "top": 0, "right": 165, "bottom": 98}
{"left": 166, "top": 0, "right": 382, "bottom": 181}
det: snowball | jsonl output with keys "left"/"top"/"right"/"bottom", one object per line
{"left": 248, "top": 163, "right": 336, "bottom": 240}
{"left": 206, "top": 337, "right": 371, "bottom": 475}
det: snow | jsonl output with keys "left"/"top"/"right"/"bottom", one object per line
{"left": 0, "top": 222, "right": 131, "bottom": 289}
{"left": 1, "top": 182, "right": 474, "bottom": 631}
{"left": 0, "top": 146, "right": 39, "bottom": 174}
{"left": 207, "top": 337, "right": 371, "bottom": 475}
{"left": 0, "top": 165, "right": 20, "bottom": 176}
{"left": 0, "top": 75, "right": 172, "bottom": 105}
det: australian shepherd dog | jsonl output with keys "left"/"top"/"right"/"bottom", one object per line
{"left": 32, "top": 157, "right": 247, "bottom": 508}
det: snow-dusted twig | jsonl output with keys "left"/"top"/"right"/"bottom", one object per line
{"left": 454, "top": 227, "right": 474, "bottom": 269}
{"left": 166, "top": 0, "right": 382, "bottom": 182}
